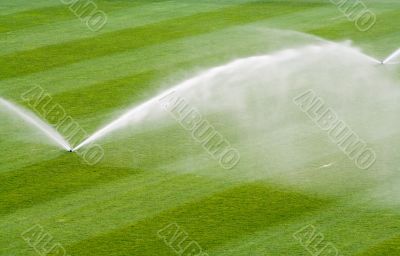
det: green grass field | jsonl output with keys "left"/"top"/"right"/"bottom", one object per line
{"left": 1, "top": 0, "right": 400, "bottom": 255}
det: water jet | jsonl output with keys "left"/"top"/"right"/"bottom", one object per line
{"left": 382, "top": 48, "right": 400, "bottom": 64}
{"left": 0, "top": 97, "right": 71, "bottom": 151}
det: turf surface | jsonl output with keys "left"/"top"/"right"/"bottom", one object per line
{"left": 1, "top": 0, "right": 400, "bottom": 255}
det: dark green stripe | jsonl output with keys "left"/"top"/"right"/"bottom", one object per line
{"left": 0, "top": 6, "right": 74, "bottom": 33}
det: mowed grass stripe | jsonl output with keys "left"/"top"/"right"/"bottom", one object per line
{"left": 66, "top": 183, "right": 331, "bottom": 255}
{"left": 0, "top": 0, "right": 154, "bottom": 34}
{"left": 0, "top": 2, "right": 323, "bottom": 80}
{"left": 0, "top": 6, "right": 75, "bottom": 33}
{"left": 49, "top": 69, "right": 163, "bottom": 123}
{"left": 357, "top": 235, "right": 400, "bottom": 255}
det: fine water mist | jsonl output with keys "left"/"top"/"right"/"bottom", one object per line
{"left": 75, "top": 41, "right": 400, "bottom": 203}
{"left": 74, "top": 42, "right": 381, "bottom": 151}
{"left": 0, "top": 98, "right": 71, "bottom": 151}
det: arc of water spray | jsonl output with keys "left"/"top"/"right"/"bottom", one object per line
{"left": 73, "top": 62, "right": 231, "bottom": 151}
{"left": 0, "top": 97, "right": 72, "bottom": 151}
{"left": 73, "top": 43, "right": 385, "bottom": 151}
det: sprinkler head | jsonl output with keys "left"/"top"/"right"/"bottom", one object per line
{"left": 68, "top": 149, "right": 73, "bottom": 153}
